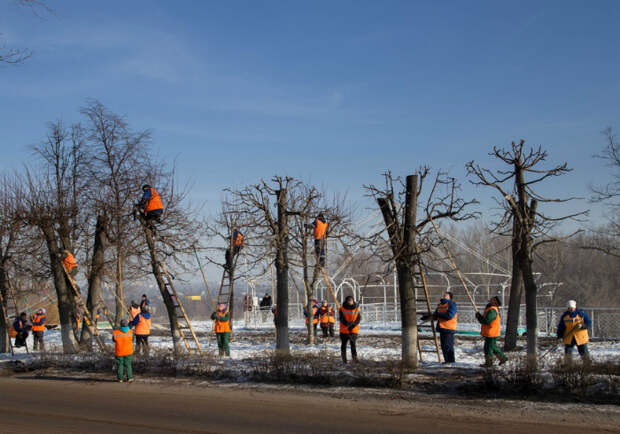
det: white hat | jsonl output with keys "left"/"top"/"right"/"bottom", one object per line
{"left": 567, "top": 300, "right": 577, "bottom": 309}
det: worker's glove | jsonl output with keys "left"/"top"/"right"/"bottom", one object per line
{"left": 420, "top": 314, "right": 431, "bottom": 322}
{"left": 348, "top": 325, "right": 355, "bottom": 332}
{"left": 475, "top": 312, "right": 483, "bottom": 323}
{"left": 577, "top": 324, "right": 587, "bottom": 330}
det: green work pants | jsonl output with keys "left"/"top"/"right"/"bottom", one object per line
{"left": 116, "top": 355, "right": 133, "bottom": 380}
{"left": 216, "top": 332, "right": 230, "bottom": 356}
{"left": 483, "top": 337, "right": 505, "bottom": 360}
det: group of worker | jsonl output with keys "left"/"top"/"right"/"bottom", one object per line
{"left": 112, "top": 294, "right": 151, "bottom": 383}
{"left": 8, "top": 308, "right": 47, "bottom": 351}
{"left": 304, "top": 299, "right": 337, "bottom": 338}
{"left": 427, "top": 293, "right": 592, "bottom": 367}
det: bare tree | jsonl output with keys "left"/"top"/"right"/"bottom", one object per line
{"left": 587, "top": 127, "right": 620, "bottom": 257}
{"left": 365, "top": 169, "right": 476, "bottom": 368}
{"left": 288, "top": 185, "right": 354, "bottom": 344}
{"left": 466, "top": 140, "right": 586, "bottom": 361}
{"left": 226, "top": 176, "right": 300, "bottom": 354}
{"left": 22, "top": 121, "right": 87, "bottom": 353}
{"left": 81, "top": 100, "right": 152, "bottom": 326}
{"left": 0, "top": 1, "right": 53, "bottom": 64}
{"left": 134, "top": 169, "right": 205, "bottom": 354}
{"left": 203, "top": 198, "right": 259, "bottom": 330}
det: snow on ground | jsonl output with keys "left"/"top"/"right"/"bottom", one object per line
{"left": 2, "top": 320, "right": 618, "bottom": 369}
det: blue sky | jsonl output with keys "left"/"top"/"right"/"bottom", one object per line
{"left": 1, "top": 0, "right": 619, "bottom": 226}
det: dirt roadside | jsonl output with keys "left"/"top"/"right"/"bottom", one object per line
{"left": 0, "top": 373, "right": 618, "bottom": 433}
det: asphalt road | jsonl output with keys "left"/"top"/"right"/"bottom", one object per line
{"left": 0, "top": 375, "right": 617, "bottom": 433}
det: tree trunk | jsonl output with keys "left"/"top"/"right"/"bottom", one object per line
{"left": 376, "top": 175, "right": 419, "bottom": 369}
{"left": 80, "top": 214, "right": 107, "bottom": 348}
{"left": 114, "top": 253, "right": 124, "bottom": 327}
{"left": 521, "top": 249, "right": 539, "bottom": 367}
{"left": 400, "top": 175, "right": 419, "bottom": 368}
{"left": 141, "top": 221, "right": 184, "bottom": 354}
{"left": 41, "top": 225, "right": 79, "bottom": 353}
{"left": 275, "top": 189, "right": 290, "bottom": 354}
{"left": 0, "top": 260, "right": 10, "bottom": 353}
{"left": 504, "top": 217, "right": 524, "bottom": 352}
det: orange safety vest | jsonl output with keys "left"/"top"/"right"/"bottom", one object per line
{"left": 339, "top": 306, "right": 359, "bottom": 334}
{"left": 318, "top": 306, "right": 329, "bottom": 325}
{"left": 562, "top": 312, "right": 589, "bottom": 346}
{"left": 129, "top": 307, "right": 140, "bottom": 321}
{"left": 306, "top": 306, "right": 318, "bottom": 325}
{"left": 135, "top": 315, "right": 151, "bottom": 336}
{"left": 31, "top": 313, "right": 46, "bottom": 332}
{"left": 233, "top": 232, "right": 244, "bottom": 247}
{"left": 113, "top": 328, "right": 133, "bottom": 356}
{"left": 313, "top": 219, "right": 328, "bottom": 240}
{"left": 436, "top": 302, "right": 457, "bottom": 331}
{"left": 145, "top": 187, "right": 164, "bottom": 212}
{"left": 328, "top": 307, "right": 335, "bottom": 324}
{"left": 213, "top": 310, "right": 231, "bottom": 333}
{"left": 480, "top": 305, "right": 500, "bottom": 338}
{"left": 62, "top": 252, "right": 77, "bottom": 271}
{"left": 8, "top": 321, "right": 21, "bottom": 338}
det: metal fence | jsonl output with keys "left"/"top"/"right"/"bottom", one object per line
{"left": 242, "top": 303, "right": 620, "bottom": 339}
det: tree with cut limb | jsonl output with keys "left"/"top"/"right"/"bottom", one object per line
{"left": 288, "top": 185, "right": 353, "bottom": 345}
{"left": 226, "top": 176, "right": 300, "bottom": 354}
{"left": 466, "top": 140, "right": 587, "bottom": 361}
{"left": 203, "top": 199, "right": 259, "bottom": 332}
{"left": 134, "top": 174, "right": 204, "bottom": 355}
{"left": 21, "top": 121, "right": 87, "bottom": 353}
{"left": 365, "top": 169, "right": 476, "bottom": 369}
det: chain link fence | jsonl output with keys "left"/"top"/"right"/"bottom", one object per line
{"left": 241, "top": 302, "right": 620, "bottom": 339}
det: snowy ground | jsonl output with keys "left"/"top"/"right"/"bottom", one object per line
{"left": 2, "top": 320, "right": 618, "bottom": 369}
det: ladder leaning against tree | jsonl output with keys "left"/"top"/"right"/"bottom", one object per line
{"left": 62, "top": 266, "right": 108, "bottom": 352}
{"left": 157, "top": 261, "right": 202, "bottom": 354}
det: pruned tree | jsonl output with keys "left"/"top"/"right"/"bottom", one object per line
{"left": 587, "top": 127, "right": 620, "bottom": 257}
{"left": 226, "top": 176, "right": 299, "bottom": 354}
{"left": 365, "top": 168, "right": 476, "bottom": 368}
{"left": 134, "top": 169, "right": 205, "bottom": 354}
{"left": 466, "top": 140, "right": 587, "bottom": 361}
{"left": 22, "top": 120, "right": 87, "bottom": 353}
{"left": 288, "top": 185, "right": 354, "bottom": 344}
{"left": 203, "top": 197, "right": 259, "bottom": 330}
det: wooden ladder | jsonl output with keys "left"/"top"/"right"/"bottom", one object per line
{"left": 157, "top": 261, "right": 202, "bottom": 354}
{"left": 412, "top": 245, "right": 442, "bottom": 362}
{"left": 62, "top": 268, "right": 108, "bottom": 352}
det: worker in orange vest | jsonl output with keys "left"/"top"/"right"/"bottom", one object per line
{"left": 339, "top": 296, "right": 361, "bottom": 363}
{"left": 113, "top": 319, "right": 134, "bottom": 383}
{"left": 211, "top": 303, "right": 231, "bottom": 356}
{"left": 31, "top": 308, "right": 47, "bottom": 351}
{"left": 129, "top": 301, "right": 141, "bottom": 321}
{"left": 432, "top": 292, "right": 457, "bottom": 363}
{"left": 475, "top": 296, "right": 507, "bottom": 367}
{"left": 136, "top": 184, "right": 164, "bottom": 223}
{"left": 61, "top": 250, "right": 78, "bottom": 277}
{"left": 129, "top": 307, "right": 151, "bottom": 356}
{"left": 318, "top": 300, "right": 335, "bottom": 338}
{"left": 304, "top": 299, "right": 319, "bottom": 336}
{"left": 225, "top": 229, "right": 244, "bottom": 270}
{"left": 307, "top": 213, "right": 328, "bottom": 266}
